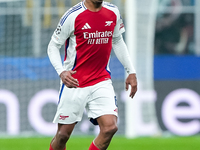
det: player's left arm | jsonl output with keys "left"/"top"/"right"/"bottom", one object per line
{"left": 112, "top": 35, "right": 137, "bottom": 98}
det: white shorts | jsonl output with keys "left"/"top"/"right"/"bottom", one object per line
{"left": 53, "top": 79, "right": 118, "bottom": 125}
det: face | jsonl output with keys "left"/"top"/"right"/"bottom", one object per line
{"left": 85, "top": 0, "right": 103, "bottom": 8}
{"left": 90, "top": 0, "right": 103, "bottom": 4}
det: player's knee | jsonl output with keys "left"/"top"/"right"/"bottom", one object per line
{"left": 110, "top": 124, "right": 118, "bottom": 135}
{"left": 102, "top": 124, "right": 118, "bottom": 136}
{"left": 57, "top": 131, "right": 70, "bottom": 145}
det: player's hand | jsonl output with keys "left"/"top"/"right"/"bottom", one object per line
{"left": 60, "top": 70, "right": 79, "bottom": 88}
{"left": 125, "top": 73, "right": 137, "bottom": 98}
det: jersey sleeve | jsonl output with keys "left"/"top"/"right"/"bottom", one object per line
{"left": 112, "top": 35, "right": 136, "bottom": 74}
{"left": 113, "top": 9, "right": 125, "bottom": 37}
{"left": 47, "top": 9, "right": 74, "bottom": 76}
{"left": 51, "top": 10, "right": 74, "bottom": 45}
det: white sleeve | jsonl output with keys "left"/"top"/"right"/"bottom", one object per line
{"left": 52, "top": 9, "right": 73, "bottom": 45}
{"left": 112, "top": 35, "right": 136, "bottom": 74}
{"left": 47, "top": 10, "right": 74, "bottom": 76}
{"left": 47, "top": 39, "right": 65, "bottom": 76}
{"left": 113, "top": 8, "right": 125, "bottom": 37}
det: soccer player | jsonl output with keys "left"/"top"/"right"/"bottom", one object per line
{"left": 47, "top": 0, "right": 137, "bottom": 150}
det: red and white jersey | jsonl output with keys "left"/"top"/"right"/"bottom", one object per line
{"left": 51, "top": 1, "right": 125, "bottom": 87}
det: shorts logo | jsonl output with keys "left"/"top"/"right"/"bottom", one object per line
{"left": 59, "top": 115, "right": 69, "bottom": 120}
{"left": 114, "top": 108, "right": 118, "bottom": 113}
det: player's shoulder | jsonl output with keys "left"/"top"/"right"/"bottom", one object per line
{"left": 103, "top": 2, "right": 120, "bottom": 14}
{"left": 59, "top": 2, "right": 85, "bottom": 26}
{"left": 103, "top": 1, "right": 117, "bottom": 8}
{"left": 103, "top": 2, "right": 119, "bottom": 10}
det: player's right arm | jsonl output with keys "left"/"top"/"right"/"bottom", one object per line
{"left": 47, "top": 39, "right": 65, "bottom": 76}
{"left": 47, "top": 10, "right": 78, "bottom": 88}
{"left": 47, "top": 40, "right": 79, "bottom": 88}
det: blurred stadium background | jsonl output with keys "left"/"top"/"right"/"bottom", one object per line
{"left": 0, "top": 0, "right": 200, "bottom": 148}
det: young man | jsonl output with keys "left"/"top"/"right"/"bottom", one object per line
{"left": 47, "top": 0, "right": 137, "bottom": 150}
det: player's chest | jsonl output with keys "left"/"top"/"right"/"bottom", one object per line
{"left": 74, "top": 9, "right": 117, "bottom": 36}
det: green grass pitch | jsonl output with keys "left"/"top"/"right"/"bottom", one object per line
{"left": 0, "top": 136, "right": 200, "bottom": 150}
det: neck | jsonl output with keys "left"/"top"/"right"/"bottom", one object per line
{"left": 84, "top": 0, "right": 103, "bottom": 12}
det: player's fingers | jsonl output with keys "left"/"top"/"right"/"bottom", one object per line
{"left": 70, "top": 80, "right": 79, "bottom": 87}
{"left": 67, "top": 76, "right": 79, "bottom": 86}
{"left": 130, "top": 85, "right": 137, "bottom": 98}
{"left": 67, "top": 70, "right": 79, "bottom": 86}
{"left": 68, "top": 75, "right": 78, "bottom": 82}
{"left": 60, "top": 71, "right": 78, "bottom": 88}
{"left": 64, "top": 80, "right": 77, "bottom": 88}
{"left": 125, "top": 82, "right": 129, "bottom": 91}
{"left": 61, "top": 71, "right": 78, "bottom": 87}
{"left": 69, "top": 70, "right": 77, "bottom": 75}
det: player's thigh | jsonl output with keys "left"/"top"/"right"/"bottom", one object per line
{"left": 87, "top": 80, "right": 118, "bottom": 120}
{"left": 54, "top": 85, "right": 89, "bottom": 124}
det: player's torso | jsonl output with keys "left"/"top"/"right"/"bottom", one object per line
{"left": 74, "top": 7, "right": 116, "bottom": 49}
{"left": 67, "top": 3, "right": 118, "bottom": 87}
